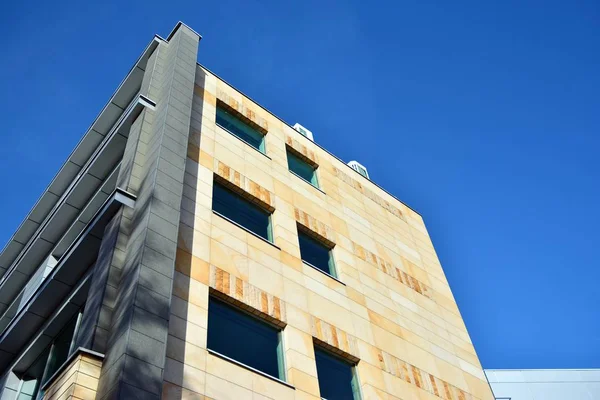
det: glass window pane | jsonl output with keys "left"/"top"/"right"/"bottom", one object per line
{"left": 216, "top": 107, "right": 265, "bottom": 152}
{"left": 315, "top": 347, "right": 360, "bottom": 400}
{"left": 298, "top": 231, "right": 334, "bottom": 276}
{"left": 212, "top": 182, "right": 272, "bottom": 241}
{"left": 207, "top": 297, "right": 282, "bottom": 379}
{"left": 287, "top": 151, "right": 318, "bottom": 187}
{"left": 43, "top": 314, "right": 78, "bottom": 384}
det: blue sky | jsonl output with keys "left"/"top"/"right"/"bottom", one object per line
{"left": 1, "top": 0, "right": 599, "bottom": 369}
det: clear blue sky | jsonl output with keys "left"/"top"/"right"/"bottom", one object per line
{"left": 1, "top": 0, "right": 598, "bottom": 369}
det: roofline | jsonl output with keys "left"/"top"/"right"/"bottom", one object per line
{"left": 485, "top": 368, "right": 600, "bottom": 372}
{"left": 0, "top": 36, "right": 160, "bottom": 274}
{"left": 196, "top": 62, "right": 422, "bottom": 217}
{"left": 166, "top": 21, "right": 202, "bottom": 41}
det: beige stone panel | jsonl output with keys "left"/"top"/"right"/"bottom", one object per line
{"left": 277, "top": 237, "right": 300, "bottom": 257}
{"left": 172, "top": 271, "right": 210, "bottom": 309}
{"left": 175, "top": 248, "right": 210, "bottom": 286}
{"left": 162, "top": 381, "right": 208, "bottom": 400}
{"left": 248, "top": 261, "right": 284, "bottom": 299}
{"left": 287, "top": 368, "right": 321, "bottom": 398}
{"left": 178, "top": 224, "right": 211, "bottom": 261}
{"left": 252, "top": 373, "right": 295, "bottom": 400}
{"left": 210, "top": 212, "right": 247, "bottom": 242}
{"left": 274, "top": 224, "right": 299, "bottom": 248}
{"left": 205, "top": 353, "right": 253, "bottom": 390}
{"left": 205, "top": 373, "right": 252, "bottom": 400}
{"left": 307, "top": 291, "right": 355, "bottom": 335}
{"left": 371, "top": 324, "right": 410, "bottom": 362}
{"left": 281, "top": 275, "right": 309, "bottom": 309}
{"left": 462, "top": 371, "right": 495, "bottom": 400}
{"left": 284, "top": 326, "right": 314, "bottom": 358}
{"left": 351, "top": 313, "right": 375, "bottom": 344}
{"left": 169, "top": 314, "right": 207, "bottom": 349}
{"left": 403, "top": 340, "right": 443, "bottom": 378}
{"left": 303, "top": 273, "right": 347, "bottom": 306}
{"left": 273, "top": 179, "right": 295, "bottom": 203}
{"left": 180, "top": 209, "right": 211, "bottom": 236}
{"left": 381, "top": 371, "right": 420, "bottom": 400}
{"left": 285, "top": 349, "right": 318, "bottom": 378}
{"left": 244, "top": 162, "right": 274, "bottom": 193}
{"left": 356, "top": 362, "right": 386, "bottom": 393}
{"left": 247, "top": 234, "right": 281, "bottom": 261}
{"left": 215, "top": 129, "right": 246, "bottom": 161}
{"left": 248, "top": 240, "right": 283, "bottom": 274}
{"left": 166, "top": 334, "right": 208, "bottom": 370}
{"left": 210, "top": 226, "right": 248, "bottom": 260}
{"left": 209, "top": 238, "right": 249, "bottom": 281}
{"left": 71, "top": 385, "right": 96, "bottom": 400}
{"left": 78, "top": 360, "right": 101, "bottom": 379}
{"left": 164, "top": 357, "right": 207, "bottom": 394}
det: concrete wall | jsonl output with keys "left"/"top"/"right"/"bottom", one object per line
{"left": 158, "top": 62, "right": 495, "bottom": 400}
{"left": 486, "top": 369, "right": 600, "bottom": 400}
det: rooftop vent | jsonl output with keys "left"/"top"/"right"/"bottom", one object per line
{"left": 348, "top": 161, "right": 369, "bottom": 179}
{"left": 293, "top": 123, "right": 314, "bottom": 141}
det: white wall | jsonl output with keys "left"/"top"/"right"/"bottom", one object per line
{"left": 485, "top": 369, "right": 600, "bottom": 400}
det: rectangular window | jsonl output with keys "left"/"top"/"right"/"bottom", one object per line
{"left": 207, "top": 296, "right": 285, "bottom": 380}
{"left": 15, "top": 310, "right": 82, "bottom": 400}
{"left": 216, "top": 107, "right": 265, "bottom": 153}
{"left": 315, "top": 347, "right": 361, "bottom": 400}
{"left": 212, "top": 181, "right": 273, "bottom": 242}
{"left": 287, "top": 150, "right": 318, "bottom": 187}
{"left": 298, "top": 229, "right": 336, "bottom": 278}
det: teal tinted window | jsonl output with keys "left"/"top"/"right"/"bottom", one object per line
{"left": 216, "top": 107, "right": 265, "bottom": 152}
{"left": 298, "top": 230, "right": 335, "bottom": 277}
{"left": 212, "top": 181, "right": 272, "bottom": 241}
{"left": 315, "top": 347, "right": 361, "bottom": 400}
{"left": 207, "top": 297, "right": 284, "bottom": 380}
{"left": 287, "top": 151, "right": 318, "bottom": 187}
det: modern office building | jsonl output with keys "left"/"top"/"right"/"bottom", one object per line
{"left": 0, "top": 22, "right": 495, "bottom": 400}
{"left": 485, "top": 369, "right": 600, "bottom": 399}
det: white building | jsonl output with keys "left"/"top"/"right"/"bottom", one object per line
{"left": 485, "top": 369, "right": 600, "bottom": 400}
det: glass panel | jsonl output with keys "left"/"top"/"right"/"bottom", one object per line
{"left": 212, "top": 182, "right": 272, "bottom": 241}
{"left": 315, "top": 347, "right": 360, "bottom": 400}
{"left": 42, "top": 314, "right": 78, "bottom": 385}
{"left": 207, "top": 297, "right": 282, "bottom": 379}
{"left": 287, "top": 151, "right": 318, "bottom": 187}
{"left": 298, "top": 231, "right": 334, "bottom": 276}
{"left": 216, "top": 107, "right": 265, "bottom": 152}
{"left": 16, "top": 347, "right": 50, "bottom": 400}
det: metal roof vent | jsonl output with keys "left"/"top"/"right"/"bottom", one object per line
{"left": 348, "top": 161, "right": 369, "bottom": 179}
{"left": 293, "top": 123, "right": 314, "bottom": 141}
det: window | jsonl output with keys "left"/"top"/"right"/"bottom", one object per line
{"left": 287, "top": 150, "right": 318, "bottom": 187}
{"left": 298, "top": 229, "right": 336, "bottom": 278}
{"left": 314, "top": 347, "right": 361, "bottom": 400}
{"left": 216, "top": 107, "right": 265, "bottom": 153}
{"left": 207, "top": 296, "right": 285, "bottom": 380}
{"left": 15, "top": 311, "right": 82, "bottom": 400}
{"left": 212, "top": 181, "right": 273, "bottom": 242}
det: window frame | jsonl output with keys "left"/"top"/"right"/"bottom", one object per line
{"left": 207, "top": 295, "right": 288, "bottom": 384}
{"left": 212, "top": 180, "right": 274, "bottom": 243}
{"left": 297, "top": 227, "right": 337, "bottom": 279}
{"left": 286, "top": 149, "right": 319, "bottom": 189}
{"left": 216, "top": 106, "right": 266, "bottom": 154}
{"left": 314, "top": 345, "right": 362, "bottom": 400}
{"left": 15, "top": 309, "right": 83, "bottom": 400}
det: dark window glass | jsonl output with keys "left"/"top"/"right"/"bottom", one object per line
{"left": 44, "top": 315, "right": 78, "bottom": 381}
{"left": 298, "top": 230, "right": 335, "bottom": 277}
{"left": 207, "top": 297, "right": 283, "bottom": 379}
{"left": 216, "top": 107, "right": 265, "bottom": 152}
{"left": 212, "top": 181, "right": 272, "bottom": 241}
{"left": 287, "top": 151, "right": 318, "bottom": 187}
{"left": 315, "top": 347, "right": 361, "bottom": 400}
